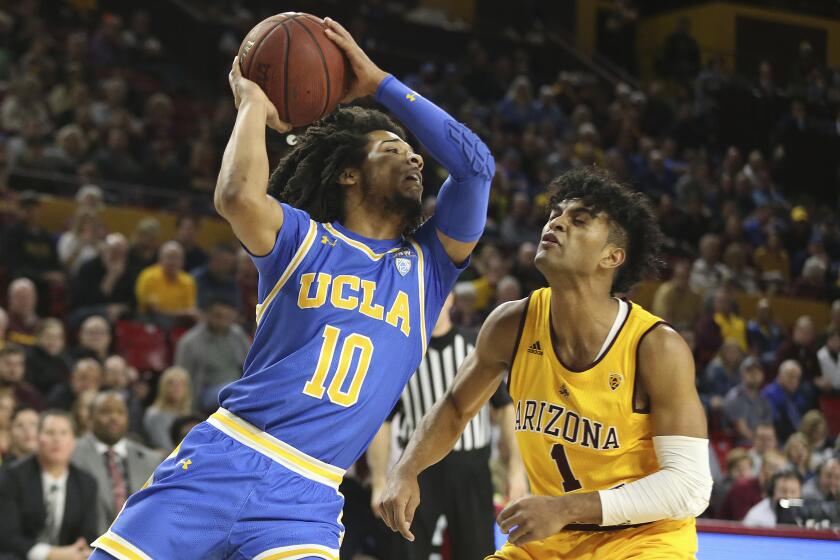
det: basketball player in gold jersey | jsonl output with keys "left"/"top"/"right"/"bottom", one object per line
{"left": 380, "top": 168, "right": 713, "bottom": 559}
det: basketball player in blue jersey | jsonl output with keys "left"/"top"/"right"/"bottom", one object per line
{"left": 90, "top": 18, "right": 493, "bottom": 560}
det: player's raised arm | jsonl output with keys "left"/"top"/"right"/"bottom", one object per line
{"left": 496, "top": 325, "right": 713, "bottom": 546}
{"left": 214, "top": 58, "right": 292, "bottom": 256}
{"left": 379, "top": 299, "right": 525, "bottom": 540}
{"left": 324, "top": 18, "right": 494, "bottom": 264}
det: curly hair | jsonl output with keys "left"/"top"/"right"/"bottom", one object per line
{"left": 268, "top": 106, "right": 406, "bottom": 223}
{"left": 547, "top": 167, "right": 664, "bottom": 294}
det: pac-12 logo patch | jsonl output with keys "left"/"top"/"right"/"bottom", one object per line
{"left": 395, "top": 257, "right": 412, "bottom": 276}
{"left": 609, "top": 372, "right": 623, "bottom": 391}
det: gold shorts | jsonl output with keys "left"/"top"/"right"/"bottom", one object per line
{"left": 487, "top": 518, "right": 696, "bottom": 559}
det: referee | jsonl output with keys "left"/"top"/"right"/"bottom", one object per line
{"left": 368, "top": 294, "right": 527, "bottom": 560}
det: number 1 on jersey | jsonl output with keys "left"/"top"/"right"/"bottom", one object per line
{"left": 551, "top": 443, "right": 582, "bottom": 492}
{"left": 303, "top": 325, "right": 373, "bottom": 407}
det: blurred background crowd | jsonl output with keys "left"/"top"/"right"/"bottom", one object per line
{"left": 0, "top": 0, "right": 840, "bottom": 558}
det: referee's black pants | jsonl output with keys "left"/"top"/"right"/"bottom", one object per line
{"left": 398, "top": 445, "right": 496, "bottom": 560}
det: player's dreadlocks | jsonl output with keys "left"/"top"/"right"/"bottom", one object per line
{"left": 548, "top": 167, "right": 664, "bottom": 294}
{"left": 269, "top": 106, "right": 406, "bottom": 223}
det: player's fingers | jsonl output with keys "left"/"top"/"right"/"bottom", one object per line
{"left": 497, "top": 501, "right": 519, "bottom": 525}
{"left": 400, "top": 521, "right": 415, "bottom": 542}
{"left": 266, "top": 112, "right": 291, "bottom": 133}
{"left": 381, "top": 498, "right": 398, "bottom": 531}
{"left": 231, "top": 57, "right": 242, "bottom": 78}
{"left": 323, "top": 17, "right": 352, "bottom": 41}
{"left": 508, "top": 525, "right": 534, "bottom": 546}
{"left": 498, "top": 512, "right": 523, "bottom": 534}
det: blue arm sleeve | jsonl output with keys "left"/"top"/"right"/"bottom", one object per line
{"left": 376, "top": 75, "right": 495, "bottom": 242}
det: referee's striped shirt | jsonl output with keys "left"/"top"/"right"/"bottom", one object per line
{"left": 393, "top": 327, "right": 512, "bottom": 451}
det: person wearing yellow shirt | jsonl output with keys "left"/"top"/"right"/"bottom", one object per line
{"left": 135, "top": 241, "right": 197, "bottom": 319}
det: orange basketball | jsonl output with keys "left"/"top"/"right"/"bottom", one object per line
{"left": 238, "top": 12, "right": 350, "bottom": 127}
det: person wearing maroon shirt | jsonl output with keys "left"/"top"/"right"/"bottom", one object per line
{"left": 717, "top": 450, "right": 786, "bottom": 520}
{"left": 0, "top": 344, "right": 44, "bottom": 410}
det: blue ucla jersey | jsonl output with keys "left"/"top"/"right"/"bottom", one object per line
{"left": 219, "top": 201, "right": 464, "bottom": 469}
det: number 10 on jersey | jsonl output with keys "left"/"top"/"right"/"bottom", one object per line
{"left": 303, "top": 325, "right": 374, "bottom": 407}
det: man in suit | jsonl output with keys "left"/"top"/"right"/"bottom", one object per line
{"left": 71, "top": 391, "right": 162, "bottom": 534}
{"left": 0, "top": 409, "right": 98, "bottom": 560}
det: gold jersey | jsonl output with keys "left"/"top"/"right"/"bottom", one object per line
{"left": 509, "top": 287, "right": 665, "bottom": 497}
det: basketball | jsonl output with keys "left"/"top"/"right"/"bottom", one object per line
{"left": 237, "top": 12, "right": 350, "bottom": 127}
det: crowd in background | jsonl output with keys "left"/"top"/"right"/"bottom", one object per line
{"left": 0, "top": 1, "right": 839, "bottom": 555}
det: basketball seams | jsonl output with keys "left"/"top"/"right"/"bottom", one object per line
{"left": 239, "top": 16, "right": 290, "bottom": 79}
{"left": 290, "top": 17, "right": 331, "bottom": 120}
{"left": 280, "top": 21, "right": 292, "bottom": 123}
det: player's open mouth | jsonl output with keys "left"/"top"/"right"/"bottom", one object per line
{"left": 540, "top": 232, "right": 560, "bottom": 247}
{"left": 405, "top": 172, "right": 423, "bottom": 186}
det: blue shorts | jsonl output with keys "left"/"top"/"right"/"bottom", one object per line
{"left": 91, "top": 410, "right": 345, "bottom": 560}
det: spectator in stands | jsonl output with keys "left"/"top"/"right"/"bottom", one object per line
{"left": 57, "top": 209, "right": 104, "bottom": 274}
{"left": 748, "top": 424, "right": 779, "bottom": 473}
{"left": 709, "top": 448, "right": 754, "bottom": 517}
{"left": 3, "top": 407, "right": 39, "bottom": 464}
{"left": 511, "top": 241, "right": 543, "bottom": 295}
{"left": 0, "top": 389, "right": 14, "bottom": 451}
{"left": 762, "top": 359, "right": 812, "bottom": 442}
{"left": 71, "top": 391, "right": 161, "bottom": 534}
{"left": 175, "top": 215, "right": 207, "bottom": 271}
{"left": 135, "top": 240, "right": 197, "bottom": 322}
{"left": 0, "top": 344, "right": 44, "bottom": 411}
{"left": 46, "top": 358, "right": 102, "bottom": 411}
{"left": 798, "top": 410, "right": 834, "bottom": 469}
{"left": 723, "top": 356, "right": 773, "bottom": 446}
{"left": 784, "top": 432, "right": 814, "bottom": 481}
{"left": 695, "top": 287, "right": 746, "bottom": 367}
{"left": 651, "top": 260, "right": 702, "bottom": 329}
{"left": 722, "top": 242, "right": 759, "bottom": 294}
{"left": 662, "top": 17, "right": 700, "bottom": 84}
{"left": 802, "top": 458, "right": 840, "bottom": 501}
{"left": 743, "top": 470, "right": 803, "bottom": 528}
{"left": 5, "top": 278, "right": 40, "bottom": 346}
{"left": 143, "top": 366, "right": 192, "bottom": 451}
{"left": 127, "top": 217, "right": 161, "bottom": 273}
{"left": 816, "top": 326, "right": 840, "bottom": 391}
{"left": 704, "top": 338, "right": 744, "bottom": 407}
{"left": 191, "top": 244, "right": 237, "bottom": 311}
{"left": 719, "top": 449, "right": 786, "bottom": 520}
{"left": 499, "top": 192, "right": 535, "bottom": 247}
{"left": 0, "top": 410, "right": 98, "bottom": 560}
{"left": 791, "top": 257, "right": 828, "bottom": 300}
{"left": 174, "top": 298, "right": 249, "bottom": 412}
{"left": 776, "top": 315, "right": 821, "bottom": 382}
{"left": 753, "top": 230, "right": 790, "bottom": 292}
{"left": 71, "top": 232, "right": 135, "bottom": 324}
{"left": 747, "top": 297, "right": 786, "bottom": 371}
{"left": 68, "top": 315, "right": 111, "bottom": 363}
{"left": 101, "top": 355, "right": 143, "bottom": 434}
{"left": 0, "top": 75, "right": 51, "bottom": 133}
{"left": 71, "top": 390, "right": 97, "bottom": 438}
{"left": 690, "top": 234, "right": 730, "bottom": 296}
{"left": 74, "top": 185, "right": 105, "bottom": 216}
{"left": 93, "top": 127, "right": 142, "bottom": 183}
{"left": 2, "top": 192, "right": 63, "bottom": 306}
{"left": 450, "top": 281, "right": 483, "bottom": 330}
{"left": 25, "top": 318, "right": 70, "bottom": 398}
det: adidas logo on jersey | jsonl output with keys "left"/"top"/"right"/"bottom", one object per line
{"left": 527, "top": 341, "right": 543, "bottom": 355}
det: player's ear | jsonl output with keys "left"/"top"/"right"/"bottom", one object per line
{"left": 337, "top": 167, "right": 360, "bottom": 187}
{"left": 600, "top": 245, "right": 625, "bottom": 271}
